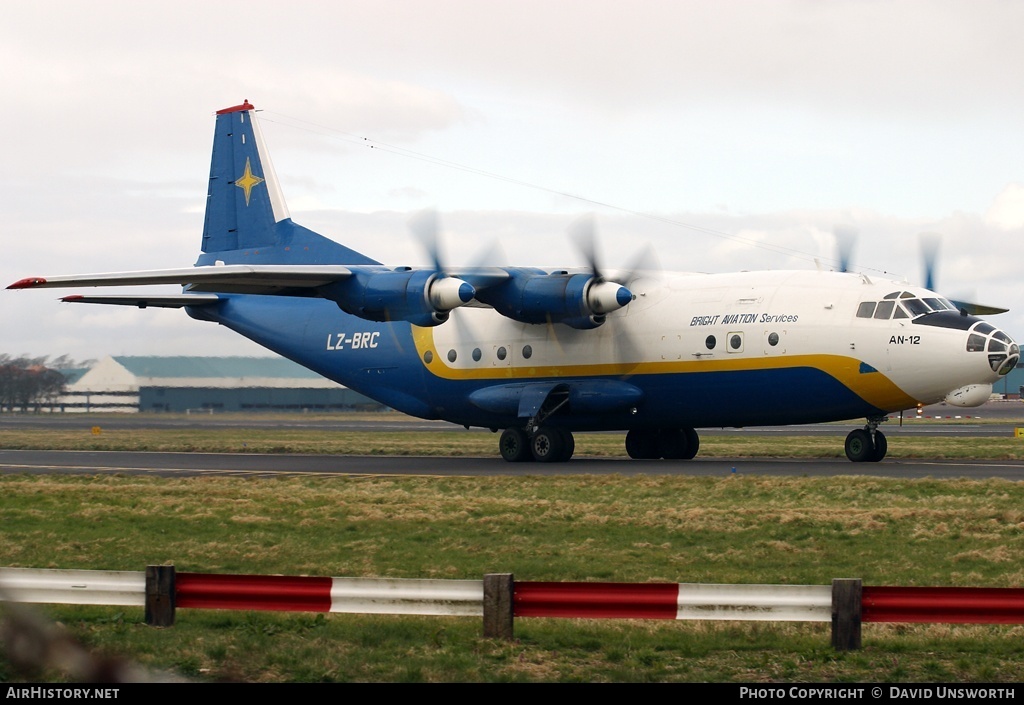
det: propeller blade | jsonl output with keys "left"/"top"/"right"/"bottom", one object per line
{"left": 408, "top": 208, "right": 444, "bottom": 273}
{"left": 919, "top": 232, "right": 941, "bottom": 292}
{"left": 568, "top": 213, "right": 604, "bottom": 281}
{"left": 833, "top": 225, "right": 858, "bottom": 273}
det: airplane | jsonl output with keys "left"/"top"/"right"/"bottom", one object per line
{"left": 8, "top": 100, "right": 1020, "bottom": 463}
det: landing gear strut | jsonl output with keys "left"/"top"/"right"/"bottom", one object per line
{"left": 625, "top": 428, "right": 699, "bottom": 460}
{"left": 844, "top": 417, "right": 887, "bottom": 462}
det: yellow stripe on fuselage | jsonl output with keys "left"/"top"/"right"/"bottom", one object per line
{"left": 410, "top": 327, "right": 919, "bottom": 412}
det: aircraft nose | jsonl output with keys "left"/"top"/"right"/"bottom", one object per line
{"left": 985, "top": 327, "right": 1019, "bottom": 377}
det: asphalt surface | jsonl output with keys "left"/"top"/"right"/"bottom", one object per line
{"left": 2, "top": 449, "right": 1023, "bottom": 481}
{"left": 1, "top": 400, "right": 1022, "bottom": 480}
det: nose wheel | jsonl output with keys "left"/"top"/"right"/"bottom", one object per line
{"left": 845, "top": 425, "right": 887, "bottom": 462}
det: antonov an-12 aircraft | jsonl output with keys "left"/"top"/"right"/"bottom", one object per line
{"left": 9, "top": 101, "right": 1019, "bottom": 463}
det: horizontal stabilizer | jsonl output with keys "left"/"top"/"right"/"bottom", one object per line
{"left": 60, "top": 294, "right": 222, "bottom": 308}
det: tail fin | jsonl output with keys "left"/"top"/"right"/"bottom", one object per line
{"left": 197, "top": 101, "right": 379, "bottom": 266}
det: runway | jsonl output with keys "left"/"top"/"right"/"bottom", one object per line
{"left": 1, "top": 400, "right": 1021, "bottom": 480}
{"left": 3, "top": 449, "right": 1024, "bottom": 481}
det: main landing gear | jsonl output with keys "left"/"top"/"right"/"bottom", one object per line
{"left": 624, "top": 428, "right": 699, "bottom": 460}
{"left": 844, "top": 417, "right": 888, "bottom": 462}
{"left": 497, "top": 426, "right": 702, "bottom": 463}
{"left": 499, "top": 427, "right": 575, "bottom": 463}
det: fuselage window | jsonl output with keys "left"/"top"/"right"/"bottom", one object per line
{"left": 874, "top": 301, "right": 895, "bottom": 319}
{"left": 496, "top": 346, "right": 507, "bottom": 361}
{"left": 423, "top": 350, "right": 434, "bottom": 364}
{"left": 472, "top": 348, "right": 482, "bottom": 362}
{"left": 856, "top": 302, "right": 876, "bottom": 318}
{"left": 522, "top": 345, "right": 533, "bottom": 359}
{"left": 447, "top": 349, "right": 457, "bottom": 363}
{"left": 767, "top": 332, "right": 779, "bottom": 346}
{"left": 705, "top": 335, "right": 716, "bottom": 350}
{"left": 728, "top": 332, "right": 744, "bottom": 352}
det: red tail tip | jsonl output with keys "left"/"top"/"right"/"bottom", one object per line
{"left": 216, "top": 100, "right": 256, "bottom": 115}
{"left": 61, "top": 295, "right": 84, "bottom": 302}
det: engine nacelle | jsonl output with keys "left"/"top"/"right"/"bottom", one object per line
{"left": 475, "top": 269, "right": 632, "bottom": 329}
{"left": 322, "top": 268, "right": 474, "bottom": 327}
{"left": 944, "top": 383, "right": 993, "bottom": 407}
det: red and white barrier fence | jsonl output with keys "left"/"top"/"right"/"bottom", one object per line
{"left": 4, "top": 567, "right": 1024, "bottom": 650}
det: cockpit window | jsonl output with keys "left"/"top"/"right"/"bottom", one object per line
{"left": 859, "top": 293, "right": 959, "bottom": 321}
{"left": 967, "top": 334, "right": 986, "bottom": 352}
{"left": 874, "top": 301, "right": 895, "bottom": 319}
{"left": 974, "top": 322, "right": 995, "bottom": 336}
{"left": 904, "top": 299, "right": 931, "bottom": 317}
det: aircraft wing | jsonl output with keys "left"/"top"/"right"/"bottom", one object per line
{"left": 950, "top": 299, "right": 1009, "bottom": 316}
{"left": 7, "top": 264, "right": 354, "bottom": 295}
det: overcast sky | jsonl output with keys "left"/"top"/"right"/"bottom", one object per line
{"left": 4, "top": 1, "right": 1023, "bottom": 362}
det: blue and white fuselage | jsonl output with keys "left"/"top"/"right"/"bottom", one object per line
{"left": 8, "top": 101, "right": 1018, "bottom": 463}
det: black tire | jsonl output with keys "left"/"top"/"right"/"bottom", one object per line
{"left": 844, "top": 428, "right": 873, "bottom": 462}
{"left": 682, "top": 427, "right": 700, "bottom": 460}
{"left": 557, "top": 429, "right": 575, "bottom": 462}
{"left": 869, "top": 430, "right": 887, "bottom": 462}
{"left": 531, "top": 427, "right": 565, "bottom": 463}
{"left": 625, "top": 429, "right": 658, "bottom": 459}
{"left": 499, "top": 428, "right": 531, "bottom": 462}
{"left": 659, "top": 429, "right": 687, "bottom": 459}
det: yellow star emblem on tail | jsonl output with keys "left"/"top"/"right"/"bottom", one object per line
{"left": 235, "top": 157, "right": 265, "bottom": 206}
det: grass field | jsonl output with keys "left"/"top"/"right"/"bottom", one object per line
{"left": 2, "top": 415, "right": 1024, "bottom": 682}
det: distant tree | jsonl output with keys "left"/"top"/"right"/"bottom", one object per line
{"left": 0, "top": 355, "right": 72, "bottom": 412}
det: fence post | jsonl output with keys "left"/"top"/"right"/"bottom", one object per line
{"left": 831, "top": 578, "right": 862, "bottom": 650}
{"left": 483, "top": 573, "right": 514, "bottom": 639}
{"left": 145, "top": 565, "right": 176, "bottom": 627}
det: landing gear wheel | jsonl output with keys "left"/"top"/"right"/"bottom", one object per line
{"left": 658, "top": 429, "right": 687, "bottom": 459}
{"left": 499, "top": 428, "right": 531, "bottom": 463}
{"left": 869, "top": 430, "right": 887, "bottom": 462}
{"left": 556, "top": 429, "right": 575, "bottom": 462}
{"left": 531, "top": 427, "right": 565, "bottom": 463}
{"left": 625, "top": 429, "right": 659, "bottom": 459}
{"left": 682, "top": 428, "right": 700, "bottom": 460}
{"left": 844, "top": 428, "right": 873, "bottom": 462}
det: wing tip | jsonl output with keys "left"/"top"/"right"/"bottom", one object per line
{"left": 7, "top": 277, "right": 47, "bottom": 290}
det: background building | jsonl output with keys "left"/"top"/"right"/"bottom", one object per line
{"left": 57, "top": 356, "right": 380, "bottom": 413}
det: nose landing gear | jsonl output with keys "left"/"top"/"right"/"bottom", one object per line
{"left": 845, "top": 416, "right": 888, "bottom": 462}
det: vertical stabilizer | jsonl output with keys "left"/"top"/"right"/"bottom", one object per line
{"left": 199, "top": 101, "right": 379, "bottom": 266}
